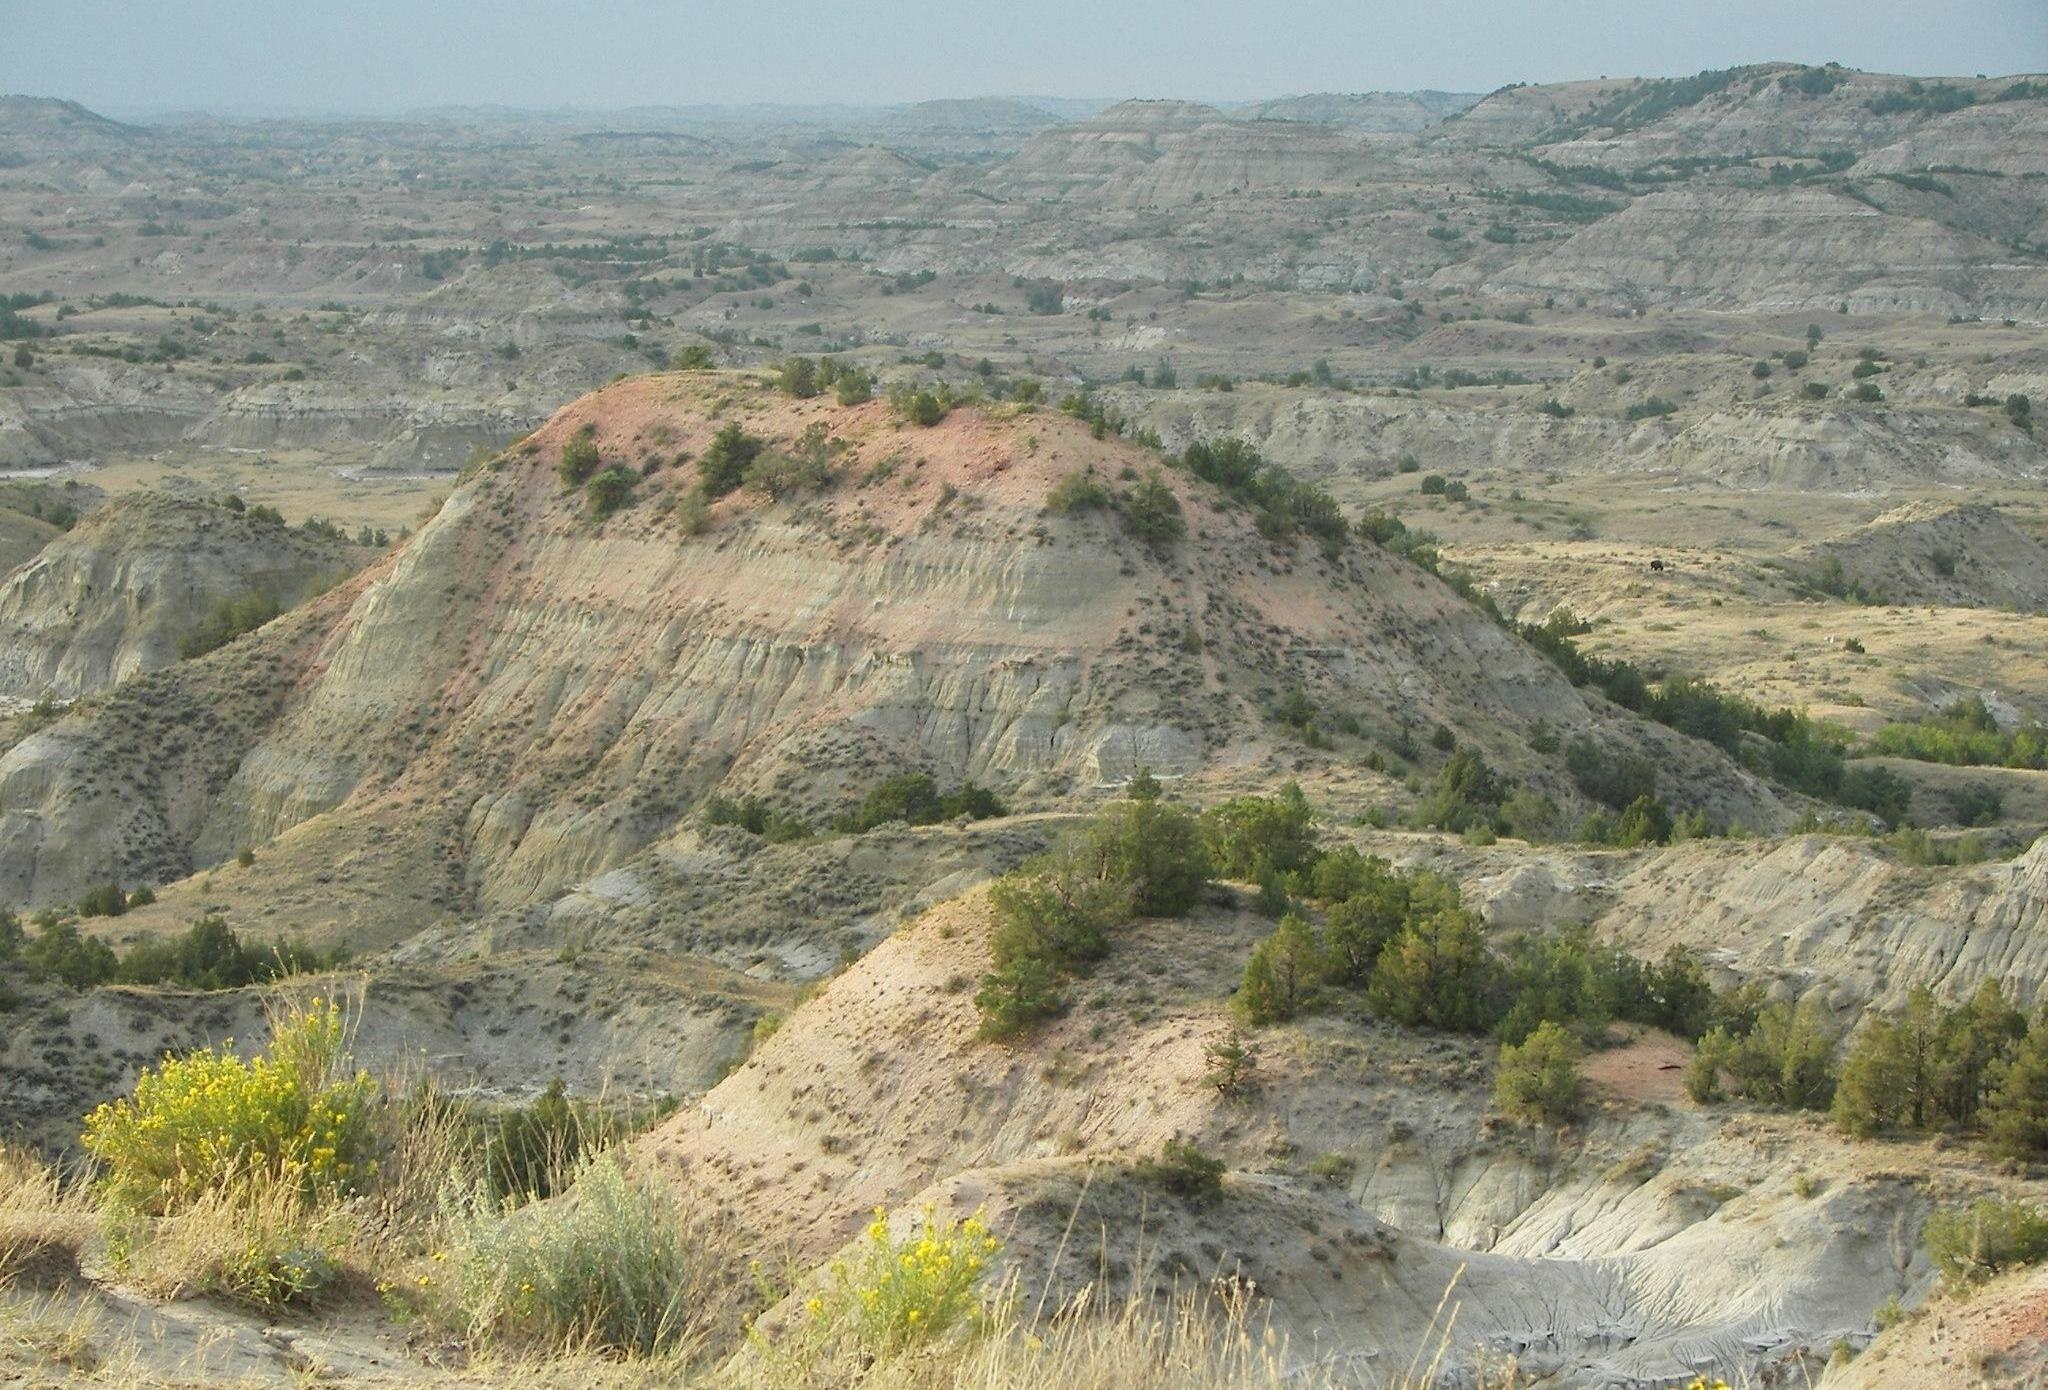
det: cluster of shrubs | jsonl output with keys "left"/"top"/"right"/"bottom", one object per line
{"left": 179, "top": 590, "right": 285, "bottom": 659}
{"left": 1680, "top": 978, "right": 2048, "bottom": 1163}
{"left": 1683, "top": 994, "right": 1840, "bottom": 1112}
{"left": 1043, "top": 464, "right": 1184, "bottom": 552}
{"left": 1804, "top": 554, "right": 1890, "bottom": 605}
{"left": 889, "top": 382, "right": 957, "bottom": 427}
{"left": 1058, "top": 389, "right": 1151, "bottom": 443}
{"left": 1172, "top": 438, "right": 1347, "bottom": 556}
{"left": 1830, "top": 983, "right": 2048, "bottom": 1162}
{"left": 0, "top": 908, "right": 342, "bottom": 993}
{"left": 1393, "top": 735, "right": 1704, "bottom": 850}
{"left": 777, "top": 354, "right": 873, "bottom": 406}
{"left": 702, "top": 773, "right": 1006, "bottom": 844}
{"left": 1872, "top": 696, "right": 2046, "bottom": 771}
{"left": 1927, "top": 1197, "right": 2048, "bottom": 1290}
{"left": 556, "top": 422, "right": 637, "bottom": 518}
{"left": 976, "top": 777, "right": 1209, "bottom": 1038}
{"left": 836, "top": 773, "right": 1006, "bottom": 833}
{"left": 701, "top": 793, "right": 812, "bottom": 843}
{"left": 1234, "top": 845, "right": 1720, "bottom": 1052}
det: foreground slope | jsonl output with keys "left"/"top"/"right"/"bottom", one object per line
{"left": 647, "top": 885, "right": 2043, "bottom": 1387}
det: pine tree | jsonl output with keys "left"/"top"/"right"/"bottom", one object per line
{"left": 1936, "top": 980, "right": 2027, "bottom": 1127}
{"left": 1495, "top": 1021, "right": 1586, "bottom": 1124}
{"left": 1985, "top": 1017, "right": 2048, "bottom": 1162}
{"left": 1833, "top": 1017, "right": 1908, "bottom": 1136}
{"left": 1234, "top": 914, "right": 1317, "bottom": 1025}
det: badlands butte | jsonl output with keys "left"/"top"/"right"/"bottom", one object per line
{"left": 0, "top": 59, "right": 2046, "bottom": 1390}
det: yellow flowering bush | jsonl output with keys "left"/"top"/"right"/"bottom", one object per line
{"left": 83, "top": 996, "right": 377, "bottom": 1218}
{"left": 821, "top": 1206, "right": 1001, "bottom": 1355}
{"left": 1683, "top": 1379, "right": 1732, "bottom": 1390}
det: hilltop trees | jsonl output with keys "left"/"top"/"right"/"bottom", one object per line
{"left": 558, "top": 422, "right": 601, "bottom": 486}
{"left": 698, "top": 423, "right": 764, "bottom": 497}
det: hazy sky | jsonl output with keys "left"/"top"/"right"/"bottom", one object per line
{"left": 4, "top": 0, "right": 2044, "bottom": 116}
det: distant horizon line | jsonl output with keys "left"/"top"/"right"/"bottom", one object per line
{"left": 8, "top": 59, "right": 2046, "bottom": 127}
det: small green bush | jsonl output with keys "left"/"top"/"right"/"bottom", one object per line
{"left": 1045, "top": 471, "right": 1110, "bottom": 514}
{"left": 833, "top": 368, "right": 873, "bottom": 405}
{"left": 180, "top": 591, "right": 284, "bottom": 659}
{"left": 699, "top": 423, "right": 764, "bottom": 498}
{"left": 22, "top": 920, "right": 115, "bottom": 989}
{"left": 1926, "top": 1198, "right": 2048, "bottom": 1289}
{"left": 816, "top": 1207, "right": 1001, "bottom": 1355}
{"left": 1133, "top": 1139, "right": 1225, "bottom": 1205}
{"left": 78, "top": 882, "right": 128, "bottom": 918}
{"left": 585, "top": 465, "right": 636, "bottom": 518}
{"left": 435, "top": 1150, "right": 715, "bottom": 1355}
{"left": 1495, "top": 1021, "right": 1586, "bottom": 1124}
{"left": 1119, "top": 471, "right": 1184, "bottom": 548}
{"left": 558, "top": 423, "right": 600, "bottom": 487}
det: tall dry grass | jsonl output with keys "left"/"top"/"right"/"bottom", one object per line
{"left": 0, "top": 1145, "right": 95, "bottom": 1287}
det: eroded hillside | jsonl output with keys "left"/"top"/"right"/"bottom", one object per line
{"left": 0, "top": 372, "right": 1782, "bottom": 920}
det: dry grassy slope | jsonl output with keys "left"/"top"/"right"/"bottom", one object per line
{"left": 389, "top": 815, "right": 1067, "bottom": 979}
{"left": 0, "top": 572, "right": 378, "bottom": 906}
{"left": 0, "top": 371, "right": 1782, "bottom": 917}
{"left": 1791, "top": 501, "right": 2048, "bottom": 613}
{"left": 0, "top": 493, "right": 366, "bottom": 702}
{"left": 650, "top": 886, "right": 2043, "bottom": 1386}
{"left": 1820, "top": 1265, "right": 2048, "bottom": 1389}
{"left": 1444, "top": 536, "right": 2048, "bottom": 736}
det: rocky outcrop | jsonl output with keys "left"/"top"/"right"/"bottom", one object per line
{"left": 983, "top": 100, "right": 1383, "bottom": 206}
{"left": 0, "top": 492, "right": 362, "bottom": 702}
{"left": 1236, "top": 90, "right": 1479, "bottom": 132}
{"left": 1120, "top": 380, "right": 2048, "bottom": 494}
{"left": 1471, "top": 185, "right": 2048, "bottom": 316}
{"left": 1791, "top": 501, "right": 2048, "bottom": 612}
